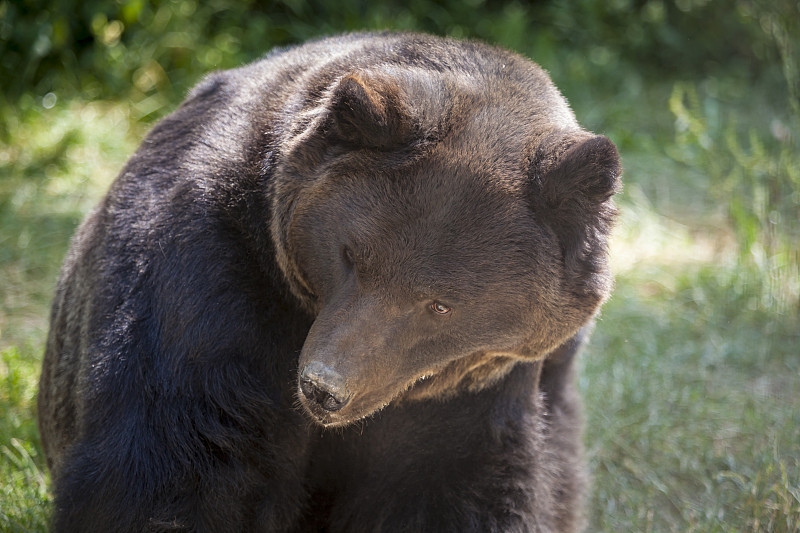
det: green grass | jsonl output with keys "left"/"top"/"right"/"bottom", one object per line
{"left": 584, "top": 197, "right": 800, "bottom": 531}
{"left": 1, "top": 80, "right": 798, "bottom": 532}
{"left": 0, "top": 100, "right": 143, "bottom": 531}
{"left": 1, "top": 347, "right": 50, "bottom": 532}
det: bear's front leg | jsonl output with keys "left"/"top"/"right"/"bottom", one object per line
{"left": 46, "top": 371, "right": 312, "bottom": 533}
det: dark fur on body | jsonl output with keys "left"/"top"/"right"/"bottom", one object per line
{"left": 39, "top": 32, "right": 620, "bottom": 532}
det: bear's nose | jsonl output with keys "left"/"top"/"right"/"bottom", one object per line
{"left": 299, "top": 362, "right": 350, "bottom": 412}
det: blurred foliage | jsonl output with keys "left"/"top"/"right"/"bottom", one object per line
{"left": 1, "top": 0, "right": 798, "bottom": 111}
{"left": 669, "top": 82, "right": 800, "bottom": 314}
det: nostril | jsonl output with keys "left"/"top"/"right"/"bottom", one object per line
{"left": 299, "top": 378, "right": 318, "bottom": 402}
{"left": 318, "top": 388, "right": 347, "bottom": 412}
{"left": 299, "top": 363, "right": 350, "bottom": 412}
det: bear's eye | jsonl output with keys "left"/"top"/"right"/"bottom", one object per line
{"left": 429, "top": 301, "right": 452, "bottom": 316}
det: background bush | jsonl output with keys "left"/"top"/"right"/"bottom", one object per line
{"left": 2, "top": 1, "right": 796, "bottom": 103}
{"left": 1, "top": 0, "right": 798, "bottom": 531}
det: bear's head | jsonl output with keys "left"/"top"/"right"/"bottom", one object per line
{"left": 272, "top": 67, "right": 621, "bottom": 427}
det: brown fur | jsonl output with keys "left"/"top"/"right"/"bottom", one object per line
{"left": 39, "top": 32, "right": 620, "bottom": 532}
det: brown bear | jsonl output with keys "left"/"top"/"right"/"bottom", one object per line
{"left": 38, "top": 32, "right": 620, "bottom": 532}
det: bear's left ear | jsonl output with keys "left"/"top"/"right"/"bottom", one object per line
{"left": 530, "top": 134, "right": 622, "bottom": 279}
{"left": 326, "top": 74, "right": 415, "bottom": 149}
{"left": 535, "top": 135, "right": 621, "bottom": 212}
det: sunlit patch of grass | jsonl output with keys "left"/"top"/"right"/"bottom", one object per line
{"left": 611, "top": 184, "right": 737, "bottom": 275}
{"left": 1, "top": 98, "right": 144, "bottom": 351}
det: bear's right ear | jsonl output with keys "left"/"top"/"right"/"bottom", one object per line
{"left": 326, "top": 74, "right": 414, "bottom": 149}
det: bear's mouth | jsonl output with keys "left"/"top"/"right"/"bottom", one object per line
{"left": 297, "top": 368, "right": 442, "bottom": 428}
{"left": 297, "top": 385, "right": 392, "bottom": 428}
{"left": 297, "top": 350, "right": 523, "bottom": 427}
